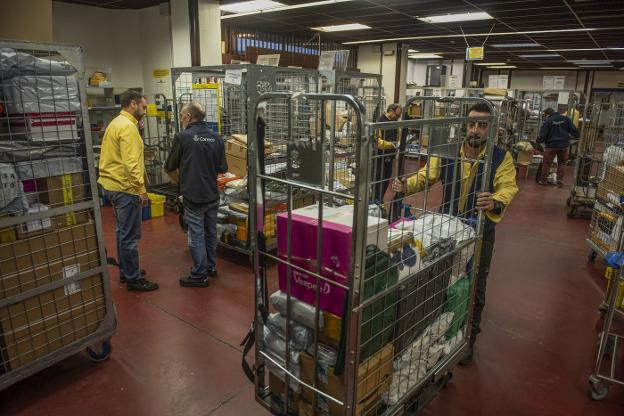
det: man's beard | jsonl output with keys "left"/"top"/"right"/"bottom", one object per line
{"left": 467, "top": 134, "right": 486, "bottom": 148}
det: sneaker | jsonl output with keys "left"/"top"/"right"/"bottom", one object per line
{"left": 207, "top": 269, "right": 218, "bottom": 278}
{"left": 127, "top": 278, "right": 159, "bottom": 292}
{"left": 180, "top": 275, "right": 210, "bottom": 288}
{"left": 459, "top": 346, "right": 474, "bottom": 366}
{"left": 537, "top": 181, "right": 550, "bottom": 186}
{"left": 120, "top": 269, "right": 147, "bottom": 284}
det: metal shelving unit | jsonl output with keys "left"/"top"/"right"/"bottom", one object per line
{"left": 0, "top": 40, "right": 115, "bottom": 390}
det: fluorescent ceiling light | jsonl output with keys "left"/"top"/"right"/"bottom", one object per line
{"left": 568, "top": 59, "right": 612, "bottom": 65}
{"left": 550, "top": 47, "right": 624, "bottom": 52}
{"left": 342, "top": 26, "right": 618, "bottom": 45}
{"left": 221, "top": 0, "right": 284, "bottom": 14}
{"left": 475, "top": 62, "right": 505, "bottom": 66}
{"left": 408, "top": 53, "right": 443, "bottom": 59}
{"left": 517, "top": 54, "right": 560, "bottom": 58}
{"left": 540, "top": 67, "right": 579, "bottom": 70}
{"left": 578, "top": 65, "right": 614, "bottom": 68}
{"left": 488, "top": 65, "right": 517, "bottom": 69}
{"left": 418, "top": 12, "right": 493, "bottom": 23}
{"left": 491, "top": 43, "right": 540, "bottom": 48}
{"left": 311, "top": 23, "right": 370, "bottom": 32}
{"left": 221, "top": 0, "right": 353, "bottom": 19}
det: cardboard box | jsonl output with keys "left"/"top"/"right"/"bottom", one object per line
{"left": 0, "top": 221, "right": 99, "bottom": 300}
{"left": 0, "top": 273, "right": 107, "bottom": 372}
{"left": 269, "top": 371, "right": 300, "bottom": 413}
{"left": 516, "top": 150, "right": 533, "bottom": 165}
{"left": 299, "top": 343, "right": 394, "bottom": 416}
{"left": 225, "top": 154, "right": 248, "bottom": 178}
{"left": 597, "top": 165, "right": 624, "bottom": 203}
{"left": 225, "top": 140, "right": 248, "bottom": 161}
{"left": 36, "top": 173, "right": 85, "bottom": 208}
{"left": 0, "top": 226, "right": 17, "bottom": 243}
{"left": 15, "top": 203, "right": 53, "bottom": 240}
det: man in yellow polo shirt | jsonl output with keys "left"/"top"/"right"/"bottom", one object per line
{"left": 98, "top": 90, "right": 158, "bottom": 292}
{"left": 393, "top": 102, "right": 518, "bottom": 364}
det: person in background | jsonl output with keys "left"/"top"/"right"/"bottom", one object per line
{"left": 537, "top": 107, "right": 580, "bottom": 187}
{"left": 392, "top": 102, "right": 519, "bottom": 364}
{"left": 374, "top": 103, "right": 403, "bottom": 203}
{"left": 165, "top": 102, "right": 227, "bottom": 288}
{"left": 98, "top": 90, "right": 159, "bottom": 292}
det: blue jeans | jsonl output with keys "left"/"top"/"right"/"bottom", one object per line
{"left": 184, "top": 202, "right": 218, "bottom": 277}
{"left": 106, "top": 190, "right": 142, "bottom": 281}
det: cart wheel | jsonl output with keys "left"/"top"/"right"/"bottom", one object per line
{"left": 86, "top": 340, "right": 112, "bottom": 362}
{"left": 599, "top": 303, "right": 608, "bottom": 319}
{"left": 567, "top": 205, "right": 577, "bottom": 219}
{"left": 588, "top": 251, "right": 597, "bottom": 263}
{"left": 588, "top": 380, "right": 609, "bottom": 401}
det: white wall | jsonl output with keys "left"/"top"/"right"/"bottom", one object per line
{"left": 357, "top": 44, "right": 409, "bottom": 104}
{"left": 53, "top": 2, "right": 144, "bottom": 89}
{"left": 593, "top": 71, "right": 624, "bottom": 89}
{"left": 170, "top": 0, "right": 192, "bottom": 67}
{"left": 1, "top": 0, "right": 53, "bottom": 42}
{"left": 407, "top": 60, "right": 464, "bottom": 87}
{"left": 139, "top": 5, "right": 174, "bottom": 97}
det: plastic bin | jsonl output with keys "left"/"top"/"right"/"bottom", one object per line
{"left": 605, "top": 267, "right": 624, "bottom": 309}
{"left": 148, "top": 193, "right": 166, "bottom": 218}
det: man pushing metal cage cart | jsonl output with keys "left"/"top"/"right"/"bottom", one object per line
{"left": 243, "top": 92, "right": 516, "bottom": 415}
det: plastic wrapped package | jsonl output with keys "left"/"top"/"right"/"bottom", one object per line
{"left": 429, "top": 312, "right": 454, "bottom": 340}
{"left": 270, "top": 290, "right": 325, "bottom": 330}
{"left": 599, "top": 145, "right": 624, "bottom": 180}
{"left": 383, "top": 360, "right": 428, "bottom": 405}
{"left": 3, "top": 75, "right": 80, "bottom": 113}
{"left": 394, "top": 213, "right": 475, "bottom": 248}
{"left": 304, "top": 343, "right": 337, "bottom": 369}
{"left": 442, "top": 330, "right": 464, "bottom": 356}
{"left": 395, "top": 331, "right": 431, "bottom": 372}
{"left": 266, "top": 313, "right": 314, "bottom": 351}
{"left": 263, "top": 349, "right": 301, "bottom": 393}
{"left": 0, "top": 162, "right": 27, "bottom": 213}
{"left": 15, "top": 156, "right": 82, "bottom": 180}
{"left": 426, "top": 343, "right": 445, "bottom": 369}
{"left": 0, "top": 140, "right": 79, "bottom": 163}
{"left": 0, "top": 48, "right": 74, "bottom": 75}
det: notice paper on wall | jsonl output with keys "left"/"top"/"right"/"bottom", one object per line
{"left": 558, "top": 91, "right": 570, "bottom": 105}
{"left": 553, "top": 76, "right": 565, "bottom": 90}
{"left": 497, "top": 75, "right": 509, "bottom": 89}
{"left": 543, "top": 76, "right": 554, "bottom": 90}
{"left": 488, "top": 75, "right": 499, "bottom": 88}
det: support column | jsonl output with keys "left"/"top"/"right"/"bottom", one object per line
{"left": 170, "top": 0, "right": 192, "bottom": 67}
{"left": 357, "top": 43, "right": 409, "bottom": 105}
{"left": 198, "top": 0, "right": 222, "bottom": 66}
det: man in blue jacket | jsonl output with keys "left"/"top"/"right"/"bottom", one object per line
{"left": 165, "top": 102, "right": 228, "bottom": 287}
{"left": 537, "top": 108, "right": 580, "bottom": 187}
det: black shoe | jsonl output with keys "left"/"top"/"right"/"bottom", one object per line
{"left": 120, "top": 269, "right": 147, "bottom": 284}
{"left": 180, "top": 275, "right": 210, "bottom": 288}
{"left": 207, "top": 269, "right": 217, "bottom": 278}
{"left": 127, "top": 278, "right": 159, "bottom": 292}
{"left": 459, "top": 346, "right": 474, "bottom": 366}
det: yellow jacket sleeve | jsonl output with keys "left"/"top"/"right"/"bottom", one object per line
{"left": 119, "top": 124, "right": 146, "bottom": 195}
{"left": 406, "top": 156, "right": 441, "bottom": 194}
{"left": 376, "top": 130, "right": 395, "bottom": 150}
{"left": 487, "top": 151, "right": 519, "bottom": 223}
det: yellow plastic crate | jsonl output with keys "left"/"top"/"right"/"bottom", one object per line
{"left": 605, "top": 267, "right": 624, "bottom": 309}
{"left": 147, "top": 193, "right": 166, "bottom": 218}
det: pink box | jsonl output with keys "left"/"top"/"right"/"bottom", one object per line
{"left": 277, "top": 212, "right": 352, "bottom": 317}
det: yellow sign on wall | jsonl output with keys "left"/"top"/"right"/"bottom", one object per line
{"left": 466, "top": 47, "right": 484, "bottom": 61}
{"left": 152, "top": 68, "right": 170, "bottom": 78}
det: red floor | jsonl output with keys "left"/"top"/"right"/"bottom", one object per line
{"left": 2, "top": 172, "right": 624, "bottom": 415}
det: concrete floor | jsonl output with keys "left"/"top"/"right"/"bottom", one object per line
{"left": 2, "top": 171, "right": 624, "bottom": 415}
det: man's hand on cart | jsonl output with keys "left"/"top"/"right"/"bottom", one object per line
{"left": 476, "top": 192, "right": 495, "bottom": 211}
{"left": 392, "top": 177, "right": 405, "bottom": 193}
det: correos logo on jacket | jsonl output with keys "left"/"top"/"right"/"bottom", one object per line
{"left": 192, "top": 134, "right": 216, "bottom": 143}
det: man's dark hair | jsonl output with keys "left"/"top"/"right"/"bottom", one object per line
{"left": 182, "top": 101, "right": 207, "bottom": 122}
{"left": 387, "top": 103, "right": 401, "bottom": 113}
{"left": 544, "top": 107, "right": 555, "bottom": 116}
{"left": 120, "top": 90, "right": 146, "bottom": 108}
{"left": 467, "top": 102, "right": 492, "bottom": 115}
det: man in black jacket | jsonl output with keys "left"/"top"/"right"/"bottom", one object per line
{"left": 537, "top": 108, "right": 580, "bottom": 187}
{"left": 165, "top": 102, "right": 227, "bottom": 287}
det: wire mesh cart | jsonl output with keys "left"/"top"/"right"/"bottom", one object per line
{"left": 587, "top": 207, "right": 624, "bottom": 400}
{"left": 171, "top": 65, "right": 319, "bottom": 254}
{"left": 569, "top": 102, "right": 624, "bottom": 219}
{"left": 246, "top": 91, "right": 496, "bottom": 415}
{"left": 0, "top": 40, "right": 115, "bottom": 390}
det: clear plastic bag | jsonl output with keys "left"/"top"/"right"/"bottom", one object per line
{"left": 266, "top": 313, "right": 313, "bottom": 351}
{"left": 270, "top": 290, "right": 325, "bottom": 330}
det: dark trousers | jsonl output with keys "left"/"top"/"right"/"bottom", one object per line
{"left": 471, "top": 226, "right": 495, "bottom": 344}
{"left": 541, "top": 147, "right": 569, "bottom": 183}
{"left": 106, "top": 190, "right": 142, "bottom": 281}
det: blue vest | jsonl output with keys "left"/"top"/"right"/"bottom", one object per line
{"left": 439, "top": 146, "right": 507, "bottom": 229}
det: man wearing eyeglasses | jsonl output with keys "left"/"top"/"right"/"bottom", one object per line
{"left": 392, "top": 102, "right": 518, "bottom": 364}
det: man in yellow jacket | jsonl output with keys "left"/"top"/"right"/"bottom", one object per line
{"left": 393, "top": 102, "right": 518, "bottom": 364}
{"left": 98, "top": 90, "right": 159, "bottom": 292}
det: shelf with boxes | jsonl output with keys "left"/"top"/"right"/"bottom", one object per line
{"left": 0, "top": 41, "right": 115, "bottom": 389}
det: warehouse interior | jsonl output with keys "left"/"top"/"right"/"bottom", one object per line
{"left": 1, "top": 0, "right": 624, "bottom": 415}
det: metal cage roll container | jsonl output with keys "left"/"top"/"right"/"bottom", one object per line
{"left": 248, "top": 91, "right": 497, "bottom": 415}
{"left": 170, "top": 64, "right": 320, "bottom": 254}
{"left": 569, "top": 102, "right": 624, "bottom": 219}
{"left": 0, "top": 40, "right": 115, "bottom": 390}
